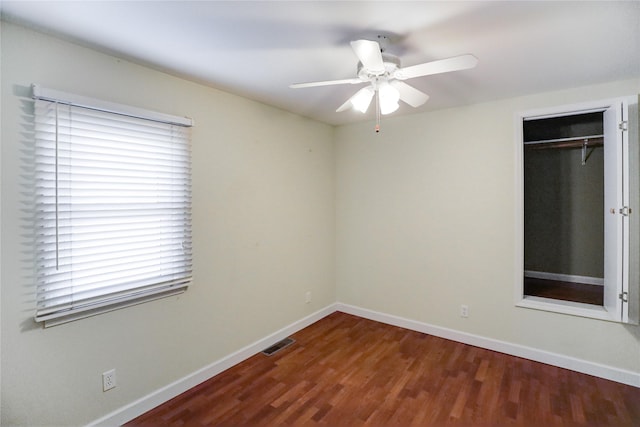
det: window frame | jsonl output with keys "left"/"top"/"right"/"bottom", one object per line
{"left": 32, "top": 85, "right": 193, "bottom": 327}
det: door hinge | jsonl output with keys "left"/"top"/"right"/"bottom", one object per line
{"left": 619, "top": 121, "right": 628, "bottom": 131}
{"left": 619, "top": 206, "right": 632, "bottom": 216}
{"left": 619, "top": 291, "right": 629, "bottom": 303}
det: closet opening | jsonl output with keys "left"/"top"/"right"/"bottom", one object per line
{"left": 523, "top": 112, "right": 605, "bottom": 306}
{"left": 516, "top": 95, "right": 638, "bottom": 324}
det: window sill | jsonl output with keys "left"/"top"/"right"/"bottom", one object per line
{"left": 40, "top": 287, "right": 187, "bottom": 328}
{"left": 516, "top": 295, "right": 618, "bottom": 322}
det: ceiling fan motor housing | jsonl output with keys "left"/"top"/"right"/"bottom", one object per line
{"left": 357, "top": 53, "right": 401, "bottom": 80}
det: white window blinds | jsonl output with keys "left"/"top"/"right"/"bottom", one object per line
{"left": 33, "top": 87, "right": 192, "bottom": 326}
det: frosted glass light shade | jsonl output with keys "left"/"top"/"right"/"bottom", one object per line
{"left": 379, "top": 81, "right": 400, "bottom": 115}
{"left": 351, "top": 86, "right": 375, "bottom": 113}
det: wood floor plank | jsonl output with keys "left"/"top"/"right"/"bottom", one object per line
{"left": 524, "top": 277, "right": 604, "bottom": 305}
{"left": 126, "top": 312, "right": 640, "bottom": 426}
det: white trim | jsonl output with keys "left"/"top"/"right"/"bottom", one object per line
{"left": 516, "top": 296, "right": 618, "bottom": 321}
{"left": 514, "top": 110, "right": 526, "bottom": 306}
{"left": 42, "top": 288, "right": 187, "bottom": 328}
{"left": 520, "top": 100, "right": 620, "bottom": 121}
{"left": 524, "top": 270, "right": 604, "bottom": 286}
{"left": 336, "top": 303, "right": 640, "bottom": 388}
{"left": 31, "top": 84, "right": 193, "bottom": 127}
{"left": 87, "top": 303, "right": 337, "bottom": 427}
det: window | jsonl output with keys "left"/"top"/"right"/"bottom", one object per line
{"left": 32, "top": 85, "right": 192, "bottom": 327}
{"left": 515, "top": 96, "right": 638, "bottom": 324}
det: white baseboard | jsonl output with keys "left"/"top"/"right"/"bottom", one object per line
{"left": 88, "top": 303, "right": 337, "bottom": 427}
{"left": 90, "top": 301, "right": 639, "bottom": 426}
{"left": 524, "top": 270, "right": 604, "bottom": 286}
{"left": 336, "top": 303, "right": 640, "bottom": 388}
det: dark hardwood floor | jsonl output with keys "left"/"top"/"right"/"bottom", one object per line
{"left": 126, "top": 312, "right": 639, "bottom": 426}
{"left": 524, "top": 277, "right": 604, "bottom": 306}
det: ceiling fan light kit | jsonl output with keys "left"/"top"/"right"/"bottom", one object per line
{"left": 348, "top": 86, "right": 375, "bottom": 113}
{"left": 290, "top": 36, "right": 478, "bottom": 132}
{"left": 378, "top": 81, "right": 400, "bottom": 115}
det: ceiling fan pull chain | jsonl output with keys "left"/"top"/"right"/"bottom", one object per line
{"left": 375, "top": 88, "right": 381, "bottom": 133}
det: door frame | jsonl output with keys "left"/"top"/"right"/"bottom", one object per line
{"left": 514, "top": 96, "right": 635, "bottom": 323}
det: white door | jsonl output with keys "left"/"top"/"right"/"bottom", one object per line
{"left": 603, "top": 100, "right": 629, "bottom": 321}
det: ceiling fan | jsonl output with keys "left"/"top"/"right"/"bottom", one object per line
{"left": 290, "top": 36, "right": 478, "bottom": 131}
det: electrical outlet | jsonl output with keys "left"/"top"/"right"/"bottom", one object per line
{"left": 305, "top": 291, "right": 312, "bottom": 304}
{"left": 102, "top": 369, "right": 116, "bottom": 392}
{"left": 460, "top": 305, "right": 469, "bottom": 318}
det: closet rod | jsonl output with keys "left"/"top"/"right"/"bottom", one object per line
{"left": 524, "top": 135, "right": 604, "bottom": 150}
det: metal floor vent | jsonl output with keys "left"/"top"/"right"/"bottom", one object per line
{"left": 262, "top": 337, "right": 295, "bottom": 356}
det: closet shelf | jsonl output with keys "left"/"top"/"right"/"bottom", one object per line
{"left": 524, "top": 135, "right": 604, "bottom": 150}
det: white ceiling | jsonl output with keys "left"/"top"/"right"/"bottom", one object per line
{"left": 2, "top": 1, "right": 639, "bottom": 126}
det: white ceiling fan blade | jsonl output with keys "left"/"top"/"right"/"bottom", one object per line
{"left": 336, "top": 86, "right": 375, "bottom": 113}
{"left": 336, "top": 99, "right": 354, "bottom": 113}
{"left": 290, "top": 78, "right": 363, "bottom": 89}
{"left": 389, "top": 81, "right": 429, "bottom": 108}
{"left": 394, "top": 54, "right": 478, "bottom": 80}
{"left": 350, "top": 40, "right": 385, "bottom": 74}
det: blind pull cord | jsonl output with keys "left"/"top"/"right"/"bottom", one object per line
{"left": 55, "top": 102, "right": 59, "bottom": 270}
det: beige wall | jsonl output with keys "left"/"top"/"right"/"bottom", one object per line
{"left": 1, "top": 22, "right": 335, "bottom": 425}
{"left": 335, "top": 79, "right": 640, "bottom": 374}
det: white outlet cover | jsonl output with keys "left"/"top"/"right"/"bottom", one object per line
{"left": 102, "top": 369, "right": 116, "bottom": 391}
{"left": 460, "top": 305, "right": 469, "bottom": 317}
